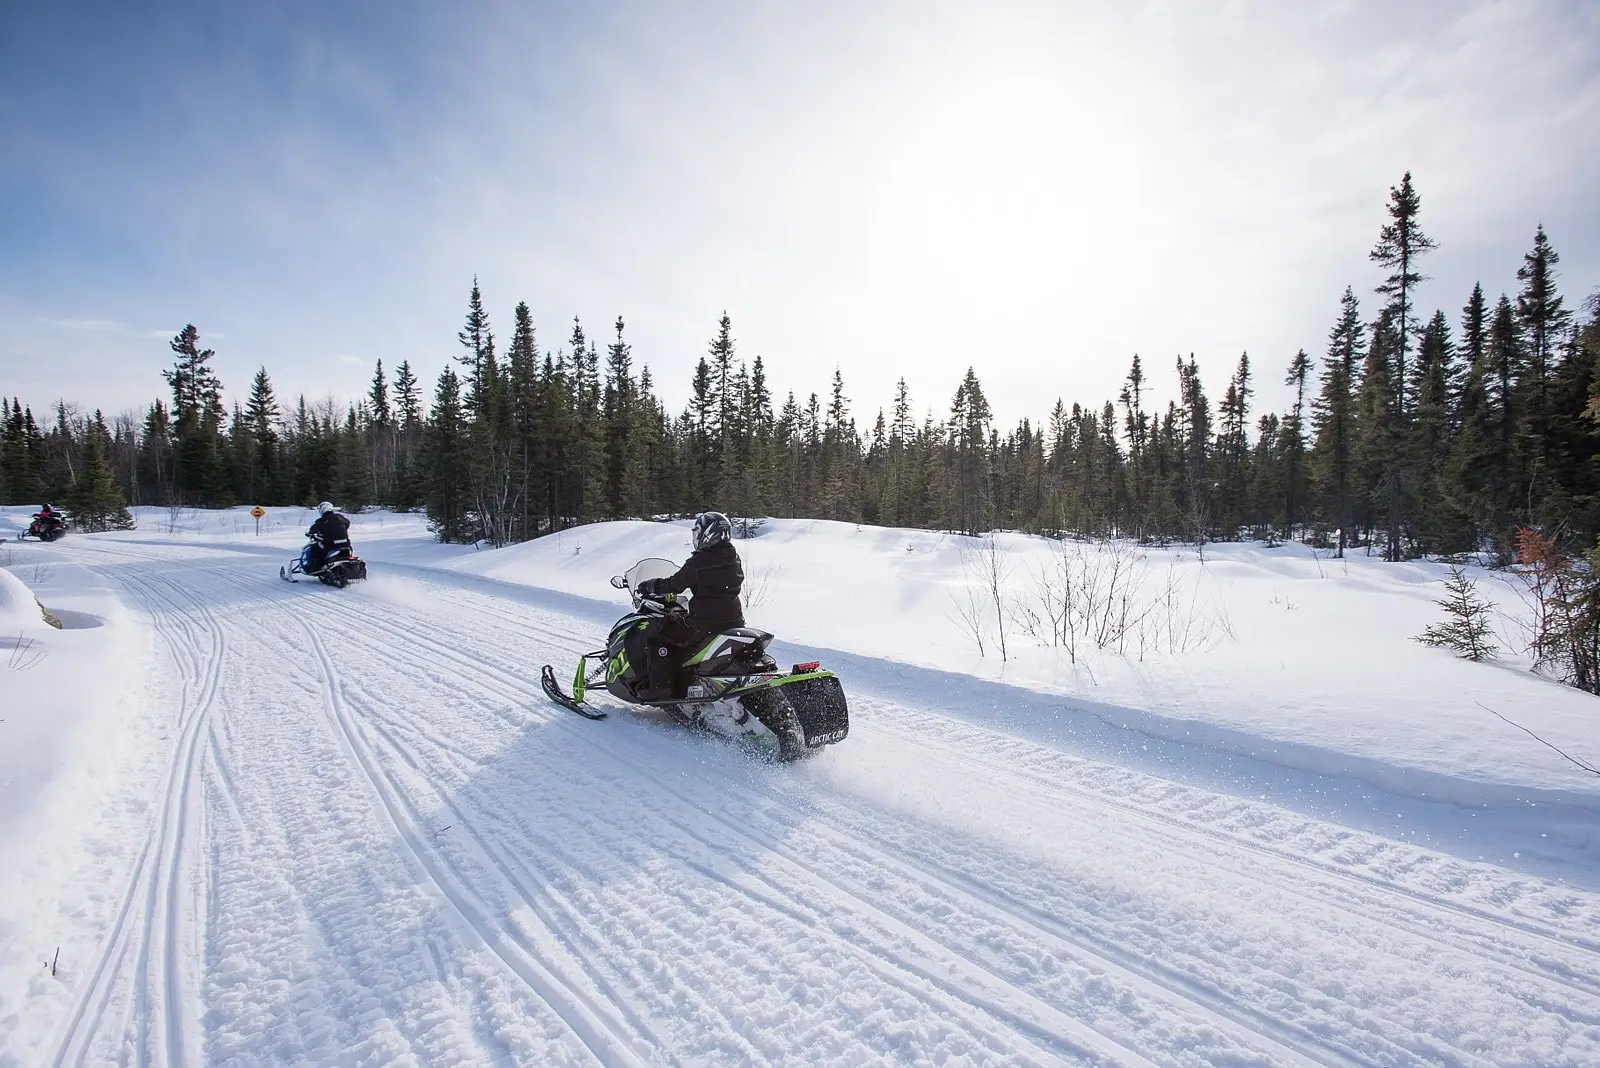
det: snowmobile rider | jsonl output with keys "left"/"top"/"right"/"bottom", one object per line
{"left": 32, "top": 504, "right": 65, "bottom": 534}
{"left": 634, "top": 511, "right": 742, "bottom": 701}
{"left": 304, "top": 501, "right": 352, "bottom": 573}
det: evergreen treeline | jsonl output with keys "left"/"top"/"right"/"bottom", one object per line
{"left": 3, "top": 176, "right": 1597, "bottom": 561}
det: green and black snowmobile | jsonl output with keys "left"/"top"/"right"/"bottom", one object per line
{"left": 540, "top": 558, "right": 849, "bottom": 761}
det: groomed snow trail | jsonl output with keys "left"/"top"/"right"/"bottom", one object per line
{"left": 42, "top": 538, "right": 1600, "bottom": 1067}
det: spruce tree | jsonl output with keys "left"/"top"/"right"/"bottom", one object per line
{"left": 422, "top": 369, "right": 473, "bottom": 542}
{"left": 456, "top": 278, "right": 495, "bottom": 416}
{"left": 603, "top": 316, "right": 644, "bottom": 519}
{"left": 392, "top": 359, "right": 425, "bottom": 511}
{"left": 1355, "top": 309, "right": 1401, "bottom": 554}
{"left": 1449, "top": 286, "right": 1496, "bottom": 550}
{"left": 1369, "top": 172, "right": 1436, "bottom": 560}
{"left": 367, "top": 359, "right": 395, "bottom": 504}
{"left": 244, "top": 367, "right": 282, "bottom": 504}
{"left": 1408, "top": 310, "right": 1456, "bottom": 552}
{"left": 1514, "top": 225, "right": 1572, "bottom": 513}
{"left": 1282, "top": 349, "right": 1312, "bottom": 539}
{"left": 163, "top": 325, "right": 227, "bottom": 506}
{"left": 335, "top": 407, "right": 372, "bottom": 511}
{"left": 1486, "top": 293, "right": 1523, "bottom": 536}
{"left": 64, "top": 411, "right": 134, "bottom": 531}
{"left": 1175, "top": 356, "right": 1212, "bottom": 544}
{"left": 949, "top": 369, "right": 992, "bottom": 535}
{"left": 506, "top": 302, "right": 541, "bottom": 537}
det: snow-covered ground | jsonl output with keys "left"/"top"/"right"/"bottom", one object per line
{"left": 2, "top": 505, "right": 1598, "bottom": 1066}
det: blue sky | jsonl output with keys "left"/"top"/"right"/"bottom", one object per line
{"left": 2, "top": 0, "right": 1597, "bottom": 428}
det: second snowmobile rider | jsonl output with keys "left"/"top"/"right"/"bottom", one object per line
{"left": 634, "top": 510, "right": 742, "bottom": 700}
{"left": 305, "top": 501, "right": 352, "bottom": 573}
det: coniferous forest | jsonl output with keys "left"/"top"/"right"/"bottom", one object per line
{"left": 4, "top": 174, "right": 1598, "bottom": 562}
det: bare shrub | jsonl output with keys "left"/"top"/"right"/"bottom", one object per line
{"left": 1512, "top": 528, "right": 1600, "bottom": 692}
{"left": 744, "top": 560, "right": 781, "bottom": 610}
{"left": 948, "top": 579, "right": 988, "bottom": 658}
{"left": 949, "top": 537, "right": 1016, "bottom": 660}
{"left": 1018, "top": 539, "right": 1231, "bottom": 663}
{"left": 6, "top": 634, "right": 46, "bottom": 671}
{"left": 163, "top": 504, "right": 194, "bottom": 535}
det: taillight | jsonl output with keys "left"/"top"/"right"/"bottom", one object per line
{"left": 792, "top": 661, "right": 819, "bottom": 673}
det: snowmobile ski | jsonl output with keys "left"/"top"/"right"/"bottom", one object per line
{"left": 541, "top": 664, "right": 607, "bottom": 719}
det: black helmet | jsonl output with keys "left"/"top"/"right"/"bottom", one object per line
{"left": 691, "top": 511, "right": 732, "bottom": 550}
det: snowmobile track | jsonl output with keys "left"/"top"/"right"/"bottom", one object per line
{"left": 286, "top": 579, "right": 1368, "bottom": 1067}
{"left": 36, "top": 540, "right": 1600, "bottom": 1068}
{"left": 275, "top": 563, "right": 1600, "bottom": 1067}
{"left": 50, "top": 566, "right": 216, "bottom": 1068}
{"left": 880, "top": 717, "right": 1600, "bottom": 1003}
{"left": 290, "top": 610, "right": 662, "bottom": 1068}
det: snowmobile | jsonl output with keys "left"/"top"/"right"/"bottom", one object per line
{"left": 20, "top": 514, "right": 67, "bottom": 542}
{"left": 279, "top": 539, "right": 368, "bottom": 588}
{"left": 541, "top": 558, "right": 849, "bottom": 761}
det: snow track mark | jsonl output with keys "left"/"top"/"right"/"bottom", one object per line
{"left": 50, "top": 567, "right": 216, "bottom": 1067}
{"left": 292, "top": 612, "right": 660, "bottom": 1068}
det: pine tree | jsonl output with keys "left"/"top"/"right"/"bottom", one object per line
{"left": 506, "top": 302, "right": 541, "bottom": 537}
{"left": 1486, "top": 293, "right": 1523, "bottom": 536}
{"left": 422, "top": 368, "right": 473, "bottom": 542}
{"left": 1311, "top": 289, "right": 1362, "bottom": 556}
{"left": 603, "top": 316, "right": 645, "bottom": 518}
{"left": 1175, "top": 355, "right": 1212, "bottom": 544}
{"left": 1215, "top": 352, "right": 1253, "bottom": 536}
{"left": 335, "top": 407, "right": 372, "bottom": 511}
{"left": 64, "top": 411, "right": 134, "bottom": 531}
{"left": 1355, "top": 309, "right": 1401, "bottom": 554}
{"left": 163, "top": 324, "right": 226, "bottom": 505}
{"left": 1369, "top": 172, "right": 1437, "bottom": 560}
{"left": 456, "top": 278, "right": 495, "bottom": 416}
{"left": 1282, "top": 349, "right": 1312, "bottom": 539}
{"left": 1514, "top": 225, "right": 1572, "bottom": 515}
{"left": 1408, "top": 310, "right": 1456, "bottom": 552}
{"left": 244, "top": 367, "right": 282, "bottom": 504}
{"left": 709, "top": 313, "right": 736, "bottom": 474}
{"left": 392, "top": 359, "right": 424, "bottom": 511}
{"left": 367, "top": 359, "right": 395, "bottom": 504}
{"left": 949, "top": 368, "right": 992, "bottom": 535}
{"left": 1119, "top": 354, "right": 1150, "bottom": 537}
{"left": 1449, "top": 284, "right": 1496, "bottom": 549}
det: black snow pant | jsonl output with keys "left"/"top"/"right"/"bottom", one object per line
{"left": 306, "top": 538, "right": 349, "bottom": 573}
{"left": 643, "top": 614, "right": 710, "bottom": 698}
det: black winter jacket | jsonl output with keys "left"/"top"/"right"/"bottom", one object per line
{"left": 656, "top": 540, "right": 745, "bottom": 631}
{"left": 308, "top": 511, "right": 351, "bottom": 546}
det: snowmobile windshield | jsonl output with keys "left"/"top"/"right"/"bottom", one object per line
{"left": 623, "top": 558, "right": 678, "bottom": 591}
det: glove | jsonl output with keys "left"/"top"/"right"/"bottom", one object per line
{"left": 636, "top": 578, "right": 661, "bottom": 597}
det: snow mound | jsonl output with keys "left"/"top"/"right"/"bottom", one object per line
{"left": 0, "top": 565, "right": 47, "bottom": 630}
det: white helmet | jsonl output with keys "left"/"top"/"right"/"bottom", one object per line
{"left": 317, "top": 501, "right": 335, "bottom": 515}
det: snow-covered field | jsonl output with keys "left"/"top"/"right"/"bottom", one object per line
{"left": 2, "top": 505, "right": 1598, "bottom": 1066}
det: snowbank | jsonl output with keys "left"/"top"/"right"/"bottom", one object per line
{"left": 0, "top": 552, "right": 160, "bottom": 1053}
{"left": 0, "top": 566, "right": 47, "bottom": 630}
